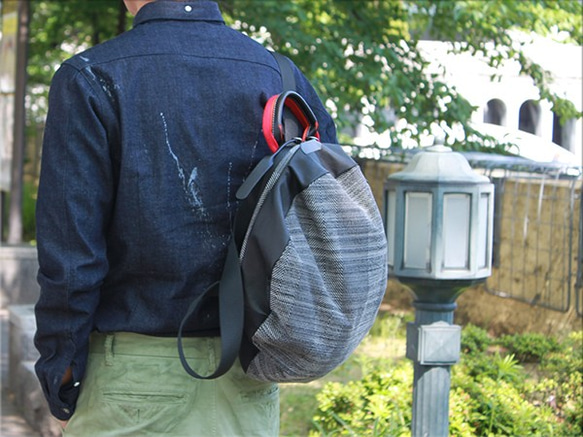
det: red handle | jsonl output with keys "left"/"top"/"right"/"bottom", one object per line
{"left": 262, "top": 91, "right": 320, "bottom": 153}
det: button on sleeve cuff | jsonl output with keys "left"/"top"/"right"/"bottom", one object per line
{"left": 49, "top": 382, "right": 81, "bottom": 421}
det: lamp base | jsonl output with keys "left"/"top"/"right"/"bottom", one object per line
{"left": 396, "top": 277, "right": 486, "bottom": 304}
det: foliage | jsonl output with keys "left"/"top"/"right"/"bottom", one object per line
{"left": 527, "top": 331, "right": 583, "bottom": 436}
{"left": 464, "top": 352, "right": 526, "bottom": 386}
{"left": 413, "top": 0, "right": 582, "bottom": 127}
{"left": 22, "top": 180, "right": 37, "bottom": 243}
{"left": 453, "top": 373, "right": 559, "bottom": 436}
{"left": 460, "top": 323, "right": 492, "bottom": 354}
{"left": 306, "top": 321, "right": 582, "bottom": 436}
{"left": 23, "top": 0, "right": 583, "bottom": 151}
{"left": 498, "top": 331, "right": 561, "bottom": 362}
{"left": 219, "top": 0, "right": 582, "bottom": 150}
{"left": 279, "top": 384, "right": 321, "bottom": 437}
{"left": 367, "top": 311, "right": 410, "bottom": 341}
{"left": 279, "top": 312, "right": 409, "bottom": 436}
{"left": 310, "top": 363, "right": 413, "bottom": 437}
{"left": 2, "top": 180, "right": 36, "bottom": 243}
{"left": 26, "top": 0, "right": 130, "bottom": 122}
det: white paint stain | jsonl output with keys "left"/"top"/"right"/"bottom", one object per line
{"left": 246, "top": 140, "right": 258, "bottom": 174}
{"left": 85, "top": 67, "right": 96, "bottom": 80}
{"left": 99, "top": 77, "right": 113, "bottom": 99}
{"left": 96, "top": 75, "right": 120, "bottom": 102}
{"left": 226, "top": 161, "right": 233, "bottom": 212}
{"left": 160, "top": 112, "right": 205, "bottom": 213}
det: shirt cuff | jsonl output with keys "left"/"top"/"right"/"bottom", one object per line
{"left": 48, "top": 381, "right": 81, "bottom": 421}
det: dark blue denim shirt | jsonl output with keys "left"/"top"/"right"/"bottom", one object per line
{"left": 34, "top": 0, "right": 336, "bottom": 420}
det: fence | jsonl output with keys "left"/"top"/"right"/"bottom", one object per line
{"left": 354, "top": 146, "right": 582, "bottom": 317}
{"left": 466, "top": 154, "right": 582, "bottom": 316}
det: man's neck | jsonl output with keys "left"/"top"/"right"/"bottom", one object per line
{"left": 124, "top": 0, "right": 155, "bottom": 16}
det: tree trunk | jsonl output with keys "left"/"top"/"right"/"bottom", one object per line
{"left": 7, "top": 0, "right": 30, "bottom": 244}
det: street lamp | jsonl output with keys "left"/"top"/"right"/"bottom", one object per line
{"left": 384, "top": 144, "right": 494, "bottom": 437}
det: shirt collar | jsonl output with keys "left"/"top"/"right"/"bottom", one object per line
{"left": 134, "top": 1, "right": 225, "bottom": 27}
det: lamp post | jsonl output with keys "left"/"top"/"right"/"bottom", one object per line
{"left": 384, "top": 144, "right": 494, "bottom": 437}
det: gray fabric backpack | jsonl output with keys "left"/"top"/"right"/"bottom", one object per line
{"left": 178, "top": 55, "right": 387, "bottom": 383}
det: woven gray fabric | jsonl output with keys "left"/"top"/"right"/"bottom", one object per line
{"left": 247, "top": 166, "right": 387, "bottom": 382}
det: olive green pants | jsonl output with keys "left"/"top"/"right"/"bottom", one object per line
{"left": 63, "top": 333, "right": 279, "bottom": 437}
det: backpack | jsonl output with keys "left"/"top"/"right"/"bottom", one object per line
{"left": 178, "top": 53, "right": 388, "bottom": 382}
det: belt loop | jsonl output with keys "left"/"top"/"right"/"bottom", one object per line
{"left": 104, "top": 334, "right": 115, "bottom": 366}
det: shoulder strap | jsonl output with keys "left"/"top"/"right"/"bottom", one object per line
{"left": 177, "top": 238, "right": 244, "bottom": 379}
{"left": 270, "top": 52, "right": 307, "bottom": 148}
{"left": 178, "top": 52, "right": 299, "bottom": 380}
{"left": 270, "top": 51, "right": 296, "bottom": 92}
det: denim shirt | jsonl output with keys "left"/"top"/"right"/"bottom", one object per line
{"left": 34, "top": 0, "right": 337, "bottom": 420}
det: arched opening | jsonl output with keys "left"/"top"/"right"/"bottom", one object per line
{"left": 553, "top": 112, "right": 577, "bottom": 152}
{"left": 553, "top": 113, "right": 563, "bottom": 145}
{"left": 519, "top": 100, "right": 541, "bottom": 135}
{"left": 483, "top": 99, "right": 506, "bottom": 126}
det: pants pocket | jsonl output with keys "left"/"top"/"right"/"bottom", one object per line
{"left": 220, "top": 361, "right": 280, "bottom": 436}
{"left": 100, "top": 389, "right": 189, "bottom": 434}
{"left": 66, "top": 355, "right": 204, "bottom": 436}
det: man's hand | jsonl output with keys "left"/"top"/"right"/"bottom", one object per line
{"left": 61, "top": 366, "right": 73, "bottom": 385}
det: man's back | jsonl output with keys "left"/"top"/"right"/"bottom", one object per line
{"left": 36, "top": 0, "right": 336, "bottom": 337}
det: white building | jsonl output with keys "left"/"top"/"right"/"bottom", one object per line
{"left": 418, "top": 34, "right": 582, "bottom": 165}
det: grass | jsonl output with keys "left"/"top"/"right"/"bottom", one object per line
{"left": 279, "top": 310, "right": 409, "bottom": 436}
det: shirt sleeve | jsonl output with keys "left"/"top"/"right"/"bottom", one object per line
{"left": 34, "top": 62, "right": 113, "bottom": 420}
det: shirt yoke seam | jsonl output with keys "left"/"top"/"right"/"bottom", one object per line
{"left": 64, "top": 53, "right": 280, "bottom": 76}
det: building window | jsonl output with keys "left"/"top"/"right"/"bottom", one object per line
{"left": 553, "top": 112, "right": 576, "bottom": 152}
{"left": 519, "top": 100, "right": 541, "bottom": 135}
{"left": 484, "top": 99, "right": 506, "bottom": 126}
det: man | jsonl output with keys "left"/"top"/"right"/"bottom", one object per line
{"left": 34, "top": 0, "right": 337, "bottom": 434}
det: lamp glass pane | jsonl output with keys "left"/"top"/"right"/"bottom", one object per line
{"left": 477, "top": 193, "right": 490, "bottom": 268}
{"left": 386, "top": 190, "right": 396, "bottom": 266}
{"left": 443, "top": 193, "right": 470, "bottom": 269}
{"left": 404, "top": 192, "right": 432, "bottom": 269}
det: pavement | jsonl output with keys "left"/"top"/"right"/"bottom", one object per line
{"left": 1, "top": 309, "right": 41, "bottom": 436}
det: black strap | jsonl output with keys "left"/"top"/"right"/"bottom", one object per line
{"left": 271, "top": 51, "right": 296, "bottom": 92}
{"left": 178, "top": 238, "right": 244, "bottom": 379}
{"left": 270, "top": 52, "right": 301, "bottom": 141}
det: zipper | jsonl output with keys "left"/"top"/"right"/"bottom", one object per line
{"left": 239, "top": 143, "right": 302, "bottom": 261}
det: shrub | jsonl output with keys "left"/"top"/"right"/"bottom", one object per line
{"left": 460, "top": 323, "right": 492, "bottom": 355}
{"left": 452, "top": 371, "right": 558, "bottom": 436}
{"left": 460, "top": 351, "right": 525, "bottom": 386}
{"left": 527, "top": 331, "right": 583, "bottom": 436}
{"left": 497, "top": 331, "right": 560, "bottom": 363}
{"left": 310, "top": 362, "right": 412, "bottom": 436}
{"left": 308, "top": 326, "right": 581, "bottom": 436}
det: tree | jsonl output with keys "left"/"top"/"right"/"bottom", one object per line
{"left": 8, "top": 0, "right": 29, "bottom": 243}
{"left": 26, "top": 0, "right": 582, "bottom": 151}
{"left": 27, "top": 0, "right": 128, "bottom": 123}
